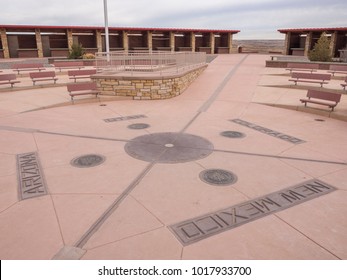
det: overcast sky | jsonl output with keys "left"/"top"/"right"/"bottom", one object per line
{"left": 1, "top": 0, "right": 346, "bottom": 39}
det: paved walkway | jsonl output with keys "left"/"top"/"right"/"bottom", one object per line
{"left": 0, "top": 54, "right": 346, "bottom": 260}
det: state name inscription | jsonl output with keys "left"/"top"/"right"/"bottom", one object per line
{"left": 170, "top": 179, "right": 336, "bottom": 245}
{"left": 16, "top": 152, "right": 47, "bottom": 200}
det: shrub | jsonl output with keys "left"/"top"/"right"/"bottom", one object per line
{"left": 82, "top": 53, "right": 95, "bottom": 59}
{"left": 68, "top": 43, "right": 85, "bottom": 59}
{"left": 308, "top": 32, "right": 332, "bottom": 62}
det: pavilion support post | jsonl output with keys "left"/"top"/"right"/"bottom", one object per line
{"left": 170, "top": 32, "right": 175, "bottom": 52}
{"left": 210, "top": 33, "right": 215, "bottom": 54}
{"left": 0, "top": 28, "right": 10, "bottom": 58}
{"left": 122, "top": 31, "right": 129, "bottom": 52}
{"left": 304, "top": 32, "right": 313, "bottom": 56}
{"left": 191, "top": 32, "right": 196, "bottom": 52}
{"left": 35, "top": 29, "right": 44, "bottom": 58}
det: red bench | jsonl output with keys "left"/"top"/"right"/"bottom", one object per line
{"left": 66, "top": 82, "right": 100, "bottom": 103}
{"left": 286, "top": 63, "right": 319, "bottom": 73}
{"left": 300, "top": 89, "right": 341, "bottom": 111}
{"left": 29, "top": 71, "right": 58, "bottom": 85}
{"left": 68, "top": 69, "right": 97, "bottom": 82}
{"left": 0, "top": 73, "right": 21, "bottom": 88}
{"left": 328, "top": 65, "right": 347, "bottom": 76}
{"left": 289, "top": 72, "right": 331, "bottom": 87}
{"left": 11, "top": 63, "right": 45, "bottom": 74}
{"left": 53, "top": 61, "right": 84, "bottom": 72}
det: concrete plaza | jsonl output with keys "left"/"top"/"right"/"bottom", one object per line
{"left": 0, "top": 54, "right": 346, "bottom": 259}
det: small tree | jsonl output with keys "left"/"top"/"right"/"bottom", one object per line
{"left": 68, "top": 43, "right": 85, "bottom": 59}
{"left": 308, "top": 32, "right": 332, "bottom": 62}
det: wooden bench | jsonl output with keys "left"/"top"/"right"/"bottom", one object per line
{"left": 11, "top": 63, "right": 45, "bottom": 74}
{"left": 66, "top": 82, "right": 100, "bottom": 103}
{"left": 286, "top": 63, "right": 319, "bottom": 73}
{"left": 53, "top": 61, "right": 85, "bottom": 72}
{"left": 300, "top": 89, "right": 341, "bottom": 111}
{"left": 68, "top": 69, "right": 97, "bottom": 82}
{"left": 289, "top": 72, "right": 331, "bottom": 87}
{"left": 341, "top": 76, "right": 347, "bottom": 90}
{"left": 29, "top": 71, "right": 58, "bottom": 85}
{"left": 328, "top": 65, "right": 347, "bottom": 76}
{"left": 0, "top": 73, "right": 21, "bottom": 87}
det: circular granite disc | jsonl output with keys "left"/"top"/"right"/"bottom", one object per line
{"left": 220, "top": 131, "right": 246, "bottom": 138}
{"left": 125, "top": 132, "right": 214, "bottom": 163}
{"left": 127, "top": 123, "right": 150, "bottom": 129}
{"left": 199, "top": 169, "right": 238, "bottom": 186}
{"left": 70, "top": 154, "right": 106, "bottom": 168}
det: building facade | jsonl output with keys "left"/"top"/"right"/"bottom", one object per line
{"left": 278, "top": 27, "right": 347, "bottom": 59}
{"left": 0, "top": 25, "right": 240, "bottom": 59}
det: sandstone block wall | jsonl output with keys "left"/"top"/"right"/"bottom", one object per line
{"left": 93, "top": 65, "right": 207, "bottom": 100}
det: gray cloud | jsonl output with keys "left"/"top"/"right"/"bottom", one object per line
{"left": 1, "top": 0, "right": 346, "bottom": 39}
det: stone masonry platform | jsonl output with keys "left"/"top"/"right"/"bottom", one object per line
{"left": 92, "top": 64, "right": 207, "bottom": 100}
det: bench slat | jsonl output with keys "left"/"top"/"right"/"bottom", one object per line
{"left": 328, "top": 65, "right": 347, "bottom": 76}
{"left": 0, "top": 74, "right": 21, "bottom": 87}
{"left": 289, "top": 72, "right": 331, "bottom": 87}
{"left": 286, "top": 63, "right": 319, "bottom": 73}
{"left": 29, "top": 71, "right": 58, "bottom": 85}
{"left": 68, "top": 69, "right": 97, "bottom": 82}
{"left": 67, "top": 81, "right": 100, "bottom": 103}
{"left": 300, "top": 89, "right": 341, "bottom": 111}
{"left": 11, "top": 63, "right": 45, "bottom": 74}
{"left": 54, "top": 61, "right": 85, "bottom": 72}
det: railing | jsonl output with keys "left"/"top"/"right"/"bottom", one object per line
{"left": 95, "top": 51, "right": 207, "bottom": 75}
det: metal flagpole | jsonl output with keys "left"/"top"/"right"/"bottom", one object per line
{"left": 103, "top": 0, "right": 110, "bottom": 62}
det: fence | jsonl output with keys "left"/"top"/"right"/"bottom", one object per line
{"left": 95, "top": 51, "right": 207, "bottom": 75}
